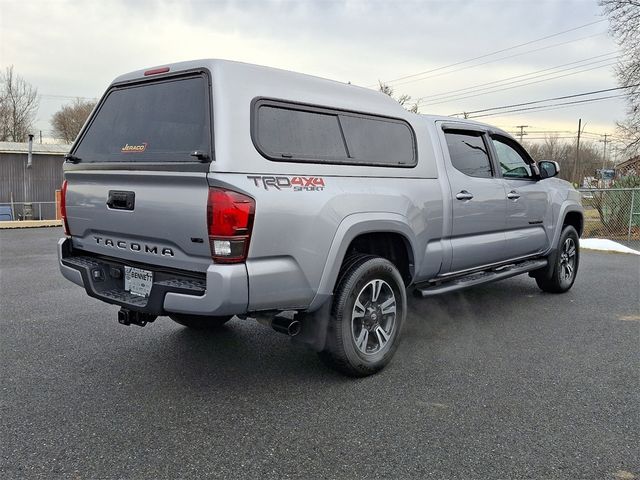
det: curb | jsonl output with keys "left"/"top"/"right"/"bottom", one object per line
{"left": 0, "top": 220, "right": 63, "bottom": 229}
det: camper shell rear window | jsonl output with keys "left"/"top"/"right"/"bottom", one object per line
{"left": 251, "top": 99, "right": 417, "bottom": 167}
{"left": 73, "top": 73, "right": 211, "bottom": 163}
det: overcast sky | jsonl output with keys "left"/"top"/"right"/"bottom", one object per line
{"left": 0, "top": 0, "right": 627, "bottom": 152}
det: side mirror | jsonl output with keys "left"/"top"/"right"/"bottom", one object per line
{"left": 538, "top": 160, "right": 560, "bottom": 179}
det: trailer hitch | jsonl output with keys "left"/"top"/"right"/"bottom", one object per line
{"left": 117, "top": 308, "right": 157, "bottom": 327}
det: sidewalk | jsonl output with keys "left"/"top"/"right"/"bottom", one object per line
{"left": 580, "top": 238, "right": 640, "bottom": 255}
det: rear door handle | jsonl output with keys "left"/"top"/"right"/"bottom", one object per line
{"left": 455, "top": 190, "right": 474, "bottom": 201}
{"left": 507, "top": 191, "right": 520, "bottom": 200}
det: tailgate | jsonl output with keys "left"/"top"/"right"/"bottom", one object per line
{"left": 65, "top": 170, "right": 212, "bottom": 272}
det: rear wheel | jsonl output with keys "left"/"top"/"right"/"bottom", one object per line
{"left": 535, "top": 225, "right": 579, "bottom": 293}
{"left": 319, "top": 254, "right": 406, "bottom": 377}
{"left": 169, "top": 314, "right": 233, "bottom": 330}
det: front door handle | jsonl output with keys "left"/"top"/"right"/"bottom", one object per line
{"left": 507, "top": 191, "right": 520, "bottom": 200}
{"left": 455, "top": 190, "right": 474, "bottom": 201}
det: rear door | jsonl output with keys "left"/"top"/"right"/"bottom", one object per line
{"left": 489, "top": 135, "right": 551, "bottom": 258}
{"left": 64, "top": 71, "right": 214, "bottom": 272}
{"left": 440, "top": 127, "right": 508, "bottom": 272}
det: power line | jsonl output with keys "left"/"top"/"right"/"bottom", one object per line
{"left": 387, "top": 32, "right": 608, "bottom": 89}
{"left": 413, "top": 53, "right": 618, "bottom": 104}
{"left": 39, "top": 94, "right": 96, "bottom": 101}
{"left": 521, "top": 136, "right": 582, "bottom": 140}
{"left": 419, "top": 61, "right": 619, "bottom": 108}
{"left": 505, "top": 129, "right": 620, "bottom": 140}
{"left": 450, "top": 84, "right": 638, "bottom": 117}
{"left": 374, "top": 19, "right": 606, "bottom": 87}
{"left": 520, "top": 136, "right": 625, "bottom": 141}
{"left": 467, "top": 94, "right": 627, "bottom": 119}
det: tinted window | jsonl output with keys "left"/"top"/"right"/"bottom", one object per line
{"left": 444, "top": 131, "right": 492, "bottom": 178}
{"left": 254, "top": 102, "right": 416, "bottom": 167}
{"left": 74, "top": 75, "right": 210, "bottom": 163}
{"left": 256, "top": 106, "right": 347, "bottom": 160}
{"left": 340, "top": 115, "right": 415, "bottom": 165}
{"left": 492, "top": 137, "right": 533, "bottom": 179}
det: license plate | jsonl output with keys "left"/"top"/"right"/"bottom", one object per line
{"left": 124, "top": 266, "right": 153, "bottom": 298}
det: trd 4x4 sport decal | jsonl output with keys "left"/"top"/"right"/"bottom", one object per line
{"left": 247, "top": 175, "right": 325, "bottom": 191}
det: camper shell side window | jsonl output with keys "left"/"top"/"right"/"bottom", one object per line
{"left": 251, "top": 99, "right": 417, "bottom": 168}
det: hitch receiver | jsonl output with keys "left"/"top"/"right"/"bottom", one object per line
{"left": 118, "top": 308, "right": 157, "bottom": 327}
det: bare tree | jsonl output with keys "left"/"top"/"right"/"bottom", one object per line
{"left": 0, "top": 66, "right": 39, "bottom": 142}
{"left": 525, "top": 135, "right": 604, "bottom": 184}
{"left": 378, "top": 81, "right": 421, "bottom": 113}
{"left": 51, "top": 98, "right": 96, "bottom": 143}
{"left": 600, "top": 0, "right": 640, "bottom": 154}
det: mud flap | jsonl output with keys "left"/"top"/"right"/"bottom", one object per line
{"left": 291, "top": 297, "right": 333, "bottom": 352}
{"left": 529, "top": 248, "right": 558, "bottom": 281}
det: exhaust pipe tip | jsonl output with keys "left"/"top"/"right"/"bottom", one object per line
{"left": 271, "top": 315, "right": 301, "bottom": 337}
{"left": 287, "top": 320, "right": 301, "bottom": 337}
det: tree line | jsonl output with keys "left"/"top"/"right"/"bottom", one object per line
{"left": 0, "top": 65, "right": 96, "bottom": 144}
{"left": 525, "top": 136, "right": 626, "bottom": 186}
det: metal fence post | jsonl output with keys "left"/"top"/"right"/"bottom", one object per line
{"left": 38, "top": 203, "right": 42, "bottom": 220}
{"left": 629, "top": 189, "right": 636, "bottom": 243}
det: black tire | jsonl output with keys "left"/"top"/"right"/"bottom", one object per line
{"left": 535, "top": 225, "right": 580, "bottom": 293}
{"left": 169, "top": 314, "right": 233, "bottom": 330}
{"left": 319, "top": 255, "right": 407, "bottom": 377}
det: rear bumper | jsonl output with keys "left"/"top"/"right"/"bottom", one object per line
{"left": 58, "top": 237, "right": 248, "bottom": 316}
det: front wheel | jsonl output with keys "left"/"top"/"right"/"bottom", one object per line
{"left": 535, "top": 225, "right": 580, "bottom": 293}
{"left": 169, "top": 314, "right": 233, "bottom": 330}
{"left": 319, "top": 255, "right": 407, "bottom": 377}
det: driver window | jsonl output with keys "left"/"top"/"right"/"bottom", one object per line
{"left": 492, "top": 137, "right": 533, "bottom": 179}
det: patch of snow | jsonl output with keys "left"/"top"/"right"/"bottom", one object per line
{"left": 580, "top": 238, "right": 640, "bottom": 255}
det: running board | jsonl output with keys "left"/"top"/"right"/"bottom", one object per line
{"left": 415, "top": 259, "right": 547, "bottom": 297}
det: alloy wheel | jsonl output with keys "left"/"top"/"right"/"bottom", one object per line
{"left": 351, "top": 279, "right": 397, "bottom": 355}
{"left": 559, "top": 237, "right": 576, "bottom": 282}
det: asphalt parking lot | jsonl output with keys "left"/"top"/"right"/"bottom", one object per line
{"left": 1, "top": 227, "right": 638, "bottom": 479}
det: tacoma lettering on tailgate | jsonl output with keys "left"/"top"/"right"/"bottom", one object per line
{"left": 93, "top": 236, "right": 174, "bottom": 256}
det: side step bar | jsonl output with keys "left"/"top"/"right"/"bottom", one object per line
{"left": 415, "top": 259, "right": 547, "bottom": 297}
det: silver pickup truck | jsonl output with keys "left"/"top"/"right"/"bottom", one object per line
{"left": 59, "top": 59, "right": 583, "bottom": 376}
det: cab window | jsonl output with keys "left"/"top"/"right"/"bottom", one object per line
{"left": 444, "top": 130, "right": 493, "bottom": 178}
{"left": 491, "top": 137, "right": 534, "bottom": 179}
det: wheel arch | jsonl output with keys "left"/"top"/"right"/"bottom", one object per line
{"left": 547, "top": 201, "right": 584, "bottom": 254}
{"left": 345, "top": 232, "right": 415, "bottom": 285}
{"left": 563, "top": 210, "right": 584, "bottom": 237}
{"left": 307, "top": 213, "right": 419, "bottom": 311}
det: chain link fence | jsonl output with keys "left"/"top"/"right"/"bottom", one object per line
{"left": 579, "top": 188, "right": 640, "bottom": 250}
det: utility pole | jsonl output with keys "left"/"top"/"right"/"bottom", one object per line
{"left": 600, "top": 133, "right": 609, "bottom": 170}
{"left": 573, "top": 119, "right": 582, "bottom": 186}
{"left": 515, "top": 125, "right": 529, "bottom": 143}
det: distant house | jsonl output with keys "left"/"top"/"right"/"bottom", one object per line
{"left": 0, "top": 142, "right": 71, "bottom": 219}
{"left": 616, "top": 155, "right": 640, "bottom": 178}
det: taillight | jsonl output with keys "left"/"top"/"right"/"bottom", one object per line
{"left": 61, "top": 180, "right": 70, "bottom": 236}
{"left": 207, "top": 188, "right": 255, "bottom": 263}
